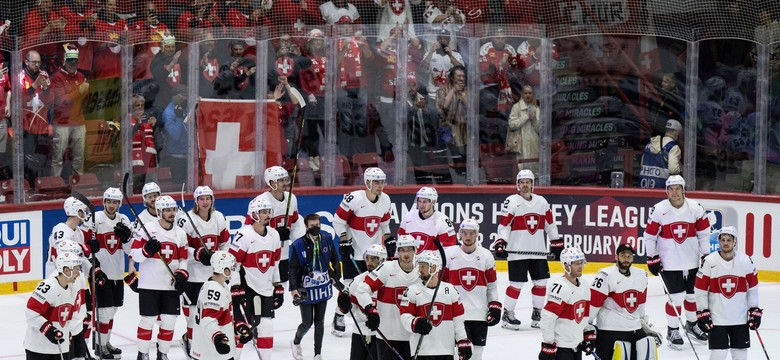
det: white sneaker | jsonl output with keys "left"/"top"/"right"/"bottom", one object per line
{"left": 291, "top": 340, "right": 303, "bottom": 360}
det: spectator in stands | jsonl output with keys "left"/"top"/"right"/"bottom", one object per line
{"left": 648, "top": 73, "right": 684, "bottom": 134}
{"left": 424, "top": 0, "right": 466, "bottom": 36}
{"left": 376, "top": 0, "right": 419, "bottom": 42}
{"left": 93, "top": 0, "right": 127, "bottom": 80}
{"left": 176, "top": 0, "right": 223, "bottom": 40}
{"left": 225, "top": 0, "right": 271, "bottom": 28}
{"left": 23, "top": 0, "right": 67, "bottom": 73}
{"left": 158, "top": 85, "right": 189, "bottom": 186}
{"left": 130, "top": 94, "right": 158, "bottom": 193}
{"left": 436, "top": 65, "right": 467, "bottom": 176}
{"left": 639, "top": 119, "right": 682, "bottom": 189}
{"left": 269, "top": 0, "right": 323, "bottom": 39}
{"left": 301, "top": 29, "right": 327, "bottom": 172}
{"left": 197, "top": 31, "right": 220, "bottom": 97}
{"left": 21, "top": 50, "right": 53, "bottom": 187}
{"left": 319, "top": 0, "right": 360, "bottom": 25}
{"left": 220, "top": 40, "right": 257, "bottom": 98}
{"left": 50, "top": 44, "right": 89, "bottom": 178}
{"left": 422, "top": 31, "right": 463, "bottom": 101}
{"left": 150, "top": 32, "right": 187, "bottom": 109}
{"left": 407, "top": 73, "right": 451, "bottom": 184}
{"left": 131, "top": 1, "right": 170, "bottom": 81}
{"left": 0, "top": 59, "right": 9, "bottom": 180}
{"left": 506, "top": 85, "right": 540, "bottom": 174}
{"left": 479, "top": 27, "right": 516, "bottom": 113}
{"left": 62, "top": 0, "right": 99, "bottom": 79}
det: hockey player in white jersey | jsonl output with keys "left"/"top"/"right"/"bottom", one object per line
{"left": 494, "top": 169, "right": 562, "bottom": 330}
{"left": 52, "top": 240, "right": 91, "bottom": 360}
{"left": 45, "top": 197, "right": 97, "bottom": 277}
{"left": 229, "top": 197, "right": 283, "bottom": 360}
{"left": 24, "top": 251, "right": 82, "bottom": 359}
{"left": 400, "top": 252, "right": 472, "bottom": 360}
{"left": 644, "top": 175, "right": 711, "bottom": 348}
{"left": 538, "top": 247, "right": 592, "bottom": 360}
{"left": 354, "top": 235, "right": 419, "bottom": 360}
{"left": 443, "top": 218, "right": 499, "bottom": 360}
{"left": 398, "top": 186, "right": 457, "bottom": 254}
{"left": 129, "top": 196, "right": 190, "bottom": 360}
{"left": 133, "top": 182, "right": 162, "bottom": 235}
{"left": 333, "top": 167, "right": 393, "bottom": 336}
{"left": 694, "top": 226, "right": 761, "bottom": 360}
{"left": 91, "top": 187, "right": 133, "bottom": 358}
{"left": 178, "top": 186, "right": 231, "bottom": 356}
{"left": 589, "top": 243, "right": 662, "bottom": 360}
{"left": 191, "top": 251, "right": 244, "bottom": 360}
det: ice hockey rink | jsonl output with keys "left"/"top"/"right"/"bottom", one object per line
{"left": 1, "top": 271, "right": 777, "bottom": 360}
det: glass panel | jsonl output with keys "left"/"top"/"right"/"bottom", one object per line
{"left": 767, "top": 41, "right": 780, "bottom": 193}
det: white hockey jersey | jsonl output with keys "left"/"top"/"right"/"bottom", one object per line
{"left": 257, "top": 191, "right": 305, "bottom": 261}
{"left": 644, "top": 198, "right": 710, "bottom": 270}
{"left": 695, "top": 251, "right": 759, "bottom": 326}
{"left": 191, "top": 279, "right": 236, "bottom": 360}
{"left": 129, "top": 220, "right": 189, "bottom": 291}
{"left": 400, "top": 282, "right": 466, "bottom": 356}
{"left": 375, "top": 0, "right": 419, "bottom": 41}
{"left": 68, "top": 274, "right": 89, "bottom": 335}
{"left": 333, "top": 190, "right": 392, "bottom": 259}
{"left": 132, "top": 207, "right": 158, "bottom": 238}
{"left": 398, "top": 210, "right": 457, "bottom": 254}
{"left": 349, "top": 271, "right": 376, "bottom": 336}
{"left": 497, "top": 194, "right": 560, "bottom": 260}
{"left": 177, "top": 210, "right": 231, "bottom": 283}
{"left": 443, "top": 246, "right": 498, "bottom": 321}
{"left": 229, "top": 224, "right": 282, "bottom": 296}
{"left": 423, "top": 3, "right": 466, "bottom": 34}
{"left": 424, "top": 49, "right": 465, "bottom": 99}
{"left": 589, "top": 265, "right": 648, "bottom": 331}
{"left": 91, "top": 211, "right": 132, "bottom": 280}
{"left": 45, "top": 222, "right": 89, "bottom": 277}
{"left": 355, "top": 260, "right": 418, "bottom": 341}
{"left": 319, "top": 1, "right": 360, "bottom": 24}
{"left": 540, "top": 276, "right": 591, "bottom": 349}
{"left": 24, "top": 275, "right": 79, "bottom": 354}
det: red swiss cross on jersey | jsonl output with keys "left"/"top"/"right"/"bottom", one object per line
{"left": 621, "top": 289, "right": 641, "bottom": 313}
{"left": 664, "top": 222, "right": 692, "bottom": 244}
{"left": 572, "top": 300, "right": 588, "bottom": 324}
{"left": 253, "top": 250, "right": 275, "bottom": 273}
{"left": 55, "top": 304, "right": 72, "bottom": 328}
{"left": 522, "top": 213, "right": 543, "bottom": 235}
{"left": 97, "top": 232, "right": 121, "bottom": 255}
{"left": 424, "top": 302, "right": 445, "bottom": 326}
{"left": 364, "top": 216, "right": 382, "bottom": 237}
{"left": 159, "top": 242, "right": 177, "bottom": 263}
{"left": 718, "top": 275, "right": 740, "bottom": 299}
{"left": 457, "top": 268, "right": 481, "bottom": 291}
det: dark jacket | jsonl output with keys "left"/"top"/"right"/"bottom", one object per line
{"left": 288, "top": 231, "right": 341, "bottom": 291}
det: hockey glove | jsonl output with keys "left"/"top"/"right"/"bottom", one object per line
{"left": 213, "top": 332, "right": 231, "bottom": 354}
{"left": 173, "top": 269, "right": 189, "bottom": 294}
{"left": 538, "top": 342, "right": 557, "bottom": 360}
{"left": 696, "top": 309, "right": 713, "bottom": 333}
{"left": 411, "top": 317, "right": 432, "bottom": 335}
{"left": 641, "top": 315, "right": 662, "bottom": 346}
{"left": 94, "top": 264, "right": 109, "bottom": 287}
{"left": 550, "top": 238, "right": 564, "bottom": 260}
{"left": 231, "top": 285, "right": 247, "bottom": 307}
{"left": 275, "top": 226, "right": 291, "bottom": 241}
{"left": 337, "top": 290, "right": 352, "bottom": 314}
{"left": 486, "top": 301, "right": 502, "bottom": 326}
{"left": 580, "top": 327, "right": 596, "bottom": 355}
{"left": 142, "top": 238, "right": 162, "bottom": 258}
{"left": 457, "top": 339, "right": 473, "bottom": 360}
{"left": 646, "top": 255, "right": 662, "bottom": 276}
{"left": 493, "top": 239, "right": 508, "bottom": 259}
{"left": 82, "top": 313, "right": 92, "bottom": 335}
{"left": 194, "top": 247, "right": 211, "bottom": 267}
{"left": 235, "top": 322, "right": 252, "bottom": 344}
{"left": 364, "top": 304, "right": 380, "bottom": 331}
{"left": 273, "top": 284, "right": 285, "bottom": 309}
{"left": 384, "top": 236, "right": 397, "bottom": 259}
{"left": 124, "top": 272, "right": 139, "bottom": 293}
{"left": 41, "top": 322, "right": 64, "bottom": 344}
{"left": 86, "top": 239, "right": 101, "bottom": 255}
{"left": 114, "top": 222, "right": 133, "bottom": 244}
{"left": 748, "top": 307, "right": 763, "bottom": 330}
{"left": 340, "top": 239, "right": 354, "bottom": 260}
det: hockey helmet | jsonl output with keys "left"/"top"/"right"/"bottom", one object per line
{"left": 516, "top": 169, "right": 535, "bottom": 191}
{"left": 719, "top": 226, "right": 738, "bottom": 241}
{"left": 416, "top": 187, "right": 438, "bottom": 203}
{"left": 64, "top": 197, "right": 90, "bottom": 220}
{"left": 142, "top": 182, "right": 161, "bottom": 197}
{"left": 56, "top": 240, "right": 84, "bottom": 258}
{"left": 211, "top": 251, "right": 237, "bottom": 275}
{"left": 103, "top": 187, "right": 123, "bottom": 202}
{"left": 193, "top": 186, "right": 214, "bottom": 200}
{"left": 704, "top": 76, "right": 726, "bottom": 102}
{"left": 560, "top": 247, "right": 586, "bottom": 273}
{"left": 416, "top": 251, "right": 442, "bottom": 275}
{"left": 364, "top": 167, "right": 387, "bottom": 183}
{"left": 364, "top": 244, "right": 388, "bottom": 261}
{"left": 396, "top": 234, "right": 419, "bottom": 252}
{"left": 665, "top": 175, "right": 686, "bottom": 189}
{"left": 55, "top": 251, "right": 82, "bottom": 275}
{"left": 155, "top": 196, "right": 178, "bottom": 214}
{"left": 459, "top": 218, "right": 480, "bottom": 233}
{"left": 247, "top": 197, "right": 272, "bottom": 216}
{"left": 264, "top": 166, "right": 289, "bottom": 190}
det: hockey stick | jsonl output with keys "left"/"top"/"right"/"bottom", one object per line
{"left": 238, "top": 299, "right": 265, "bottom": 360}
{"left": 327, "top": 263, "right": 376, "bottom": 360}
{"left": 658, "top": 270, "right": 700, "bottom": 360}
{"left": 70, "top": 191, "right": 104, "bottom": 359}
{"left": 121, "top": 173, "right": 191, "bottom": 304}
{"left": 375, "top": 328, "right": 405, "bottom": 360}
{"left": 179, "top": 183, "right": 212, "bottom": 257}
{"left": 412, "top": 239, "right": 447, "bottom": 360}
{"left": 493, "top": 250, "right": 555, "bottom": 258}
{"left": 283, "top": 87, "right": 307, "bottom": 228}
{"left": 57, "top": 339, "right": 65, "bottom": 360}
{"left": 755, "top": 329, "right": 771, "bottom": 360}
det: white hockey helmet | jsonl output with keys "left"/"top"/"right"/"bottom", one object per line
{"left": 560, "top": 247, "right": 586, "bottom": 273}
{"left": 516, "top": 169, "right": 535, "bottom": 191}
{"left": 193, "top": 186, "right": 214, "bottom": 200}
{"left": 247, "top": 197, "right": 272, "bottom": 216}
{"left": 363, "top": 167, "right": 387, "bottom": 186}
{"left": 719, "top": 226, "right": 738, "bottom": 241}
{"left": 459, "top": 218, "right": 480, "bottom": 232}
{"left": 211, "top": 251, "right": 237, "bottom": 275}
{"left": 264, "top": 166, "right": 289, "bottom": 189}
{"left": 665, "top": 175, "right": 686, "bottom": 189}
{"left": 64, "top": 197, "right": 90, "bottom": 220}
{"left": 103, "top": 187, "right": 123, "bottom": 202}
{"left": 56, "top": 239, "right": 84, "bottom": 258}
{"left": 396, "top": 234, "right": 419, "bottom": 252}
{"left": 364, "top": 244, "right": 388, "bottom": 261}
{"left": 416, "top": 251, "right": 442, "bottom": 275}
{"left": 142, "top": 182, "right": 161, "bottom": 197}
{"left": 155, "top": 196, "right": 178, "bottom": 215}
{"left": 55, "top": 251, "right": 82, "bottom": 275}
{"left": 416, "top": 187, "right": 438, "bottom": 203}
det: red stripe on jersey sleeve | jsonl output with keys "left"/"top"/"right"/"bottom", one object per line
{"left": 543, "top": 300, "right": 565, "bottom": 317}
{"left": 499, "top": 213, "right": 514, "bottom": 226}
{"left": 544, "top": 209, "right": 554, "bottom": 226}
{"left": 695, "top": 274, "right": 711, "bottom": 291}
{"left": 589, "top": 289, "right": 608, "bottom": 308}
{"left": 486, "top": 268, "right": 497, "bottom": 283}
{"left": 452, "top": 301, "right": 465, "bottom": 317}
{"left": 273, "top": 248, "right": 281, "bottom": 262}
{"left": 364, "top": 275, "right": 385, "bottom": 293}
{"left": 218, "top": 229, "right": 230, "bottom": 245}
{"left": 230, "top": 248, "right": 248, "bottom": 264}
{"left": 186, "top": 235, "right": 199, "bottom": 248}
{"left": 132, "top": 238, "right": 146, "bottom": 249}
{"left": 335, "top": 206, "right": 353, "bottom": 222}
{"left": 27, "top": 296, "right": 51, "bottom": 316}
{"left": 381, "top": 212, "right": 391, "bottom": 222}
{"left": 438, "top": 232, "right": 457, "bottom": 247}
{"left": 398, "top": 227, "right": 409, "bottom": 235}
{"left": 695, "top": 216, "right": 711, "bottom": 231}
{"left": 399, "top": 298, "right": 418, "bottom": 317}
{"left": 645, "top": 221, "right": 660, "bottom": 236}
{"left": 746, "top": 272, "right": 758, "bottom": 288}
{"left": 177, "top": 244, "right": 188, "bottom": 260}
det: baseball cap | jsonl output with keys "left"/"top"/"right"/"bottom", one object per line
{"left": 63, "top": 44, "right": 79, "bottom": 61}
{"left": 336, "top": 16, "right": 353, "bottom": 24}
{"left": 665, "top": 119, "right": 682, "bottom": 131}
{"left": 615, "top": 243, "right": 635, "bottom": 255}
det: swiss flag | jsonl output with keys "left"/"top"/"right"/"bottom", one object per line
{"left": 639, "top": 36, "right": 661, "bottom": 76}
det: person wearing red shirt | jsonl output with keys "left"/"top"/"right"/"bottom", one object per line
{"left": 93, "top": 0, "right": 128, "bottom": 80}
{"left": 478, "top": 27, "right": 516, "bottom": 113}
{"left": 176, "top": 0, "right": 224, "bottom": 40}
{"left": 268, "top": 0, "right": 323, "bottom": 40}
{"left": 130, "top": 94, "right": 158, "bottom": 189}
{"left": 50, "top": 45, "right": 89, "bottom": 177}
{"left": 61, "top": 0, "right": 99, "bottom": 78}
{"left": 301, "top": 29, "right": 327, "bottom": 171}
{"left": 0, "top": 59, "right": 10, "bottom": 178}
{"left": 131, "top": 1, "right": 170, "bottom": 81}
{"left": 225, "top": 0, "right": 272, "bottom": 28}
{"left": 23, "top": 0, "right": 68, "bottom": 73}
{"left": 19, "top": 50, "right": 54, "bottom": 187}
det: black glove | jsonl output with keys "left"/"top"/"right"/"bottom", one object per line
{"left": 384, "top": 236, "right": 397, "bottom": 259}
{"left": 41, "top": 322, "right": 64, "bottom": 344}
{"left": 486, "top": 301, "right": 502, "bottom": 326}
{"left": 276, "top": 226, "right": 291, "bottom": 241}
{"left": 231, "top": 285, "right": 247, "bottom": 307}
{"left": 194, "top": 247, "right": 211, "bottom": 266}
{"left": 273, "top": 284, "right": 285, "bottom": 309}
{"left": 114, "top": 222, "right": 133, "bottom": 244}
{"left": 538, "top": 342, "right": 557, "bottom": 360}
{"left": 364, "top": 304, "right": 380, "bottom": 331}
{"left": 124, "top": 272, "right": 139, "bottom": 293}
{"left": 748, "top": 307, "right": 763, "bottom": 330}
{"left": 457, "top": 339, "right": 472, "bottom": 360}
{"left": 580, "top": 328, "right": 596, "bottom": 355}
{"left": 340, "top": 239, "right": 354, "bottom": 260}
{"left": 82, "top": 313, "right": 91, "bottom": 334}
{"left": 646, "top": 255, "right": 662, "bottom": 276}
{"left": 493, "top": 239, "right": 508, "bottom": 259}
{"left": 337, "top": 290, "right": 352, "bottom": 314}
{"left": 94, "top": 264, "right": 108, "bottom": 287}
{"left": 213, "top": 332, "right": 231, "bottom": 354}
{"left": 550, "top": 239, "right": 564, "bottom": 260}
{"left": 86, "top": 239, "right": 101, "bottom": 255}
{"left": 235, "top": 322, "right": 252, "bottom": 344}
{"left": 696, "top": 309, "right": 713, "bottom": 333}
{"left": 411, "top": 317, "right": 432, "bottom": 335}
{"left": 142, "top": 238, "right": 161, "bottom": 257}
{"left": 173, "top": 269, "right": 188, "bottom": 294}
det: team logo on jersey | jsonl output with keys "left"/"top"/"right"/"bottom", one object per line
{"left": 158, "top": 242, "right": 178, "bottom": 263}
{"left": 423, "top": 302, "right": 446, "bottom": 326}
{"left": 665, "top": 222, "right": 691, "bottom": 244}
{"left": 363, "top": 216, "right": 382, "bottom": 237}
{"left": 717, "top": 275, "right": 740, "bottom": 299}
{"left": 98, "top": 232, "right": 121, "bottom": 255}
{"left": 572, "top": 300, "right": 588, "bottom": 324}
{"left": 193, "top": 235, "right": 221, "bottom": 251}
{"left": 457, "top": 268, "right": 481, "bottom": 291}
{"left": 270, "top": 215, "right": 286, "bottom": 228}
{"left": 55, "top": 304, "right": 72, "bottom": 328}
{"left": 253, "top": 250, "right": 275, "bottom": 273}
{"left": 202, "top": 58, "right": 219, "bottom": 82}
{"left": 388, "top": 0, "right": 406, "bottom": 16}
{"left": 393, "top": 287, "right": 407, "bottom": 307}
{"left": 276, "top": 57, "right": 295, "bottom": 77}
{"left": 621, "top": 289, "right": 642, "bottom": 313}
{"left": 521, "top": 214, "right": 543, "bottom": 235}
{"left": 407, "top": 232, "right": 431, "bottom": 253}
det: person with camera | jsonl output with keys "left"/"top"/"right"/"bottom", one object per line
{"left": 288, "top": 214, "right": 342, "bottom": 360}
